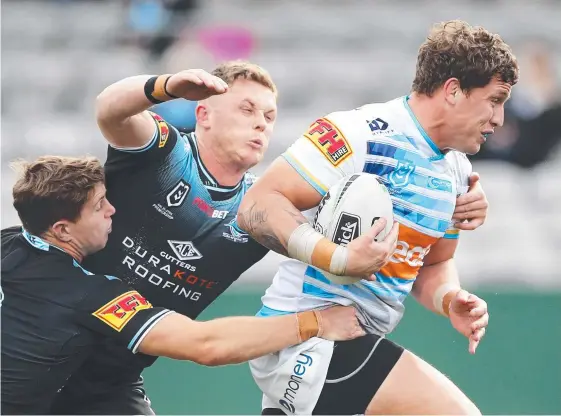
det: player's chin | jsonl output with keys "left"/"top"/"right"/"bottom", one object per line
{"left": 464, "top": 141, "right": 482, "bottom": 155}
{"left": 240, "top": 149, "right": 264, "bottom": 167}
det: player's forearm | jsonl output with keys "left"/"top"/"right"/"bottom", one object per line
{"left": 411, "top": 258, "right": 461, "bottom": 316}
{"left": 237, "top": 191, "right": 309, "bottom": 256}
{"left": 190, "top": 314, "right": 306, "bottom": 366}
{"left": 140, "top": 312, "right": 319, "bottom": 366}
{"left": 95, "top": 75, "right": 155, "bottom": 124}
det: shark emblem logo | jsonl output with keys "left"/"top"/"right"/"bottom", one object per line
{"left": 223, "top": 219, "right": 249, "bottom": 243}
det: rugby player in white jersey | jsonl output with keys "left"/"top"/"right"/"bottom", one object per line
{"left": 238, "top": 20, "right": 518, "bottom": 415}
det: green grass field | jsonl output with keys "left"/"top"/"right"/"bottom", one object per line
{"left": 144, "top": 289, "right": 561, "bottom": 415}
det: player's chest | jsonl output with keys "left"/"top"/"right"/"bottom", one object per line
{"left": 362, "top": 150, "right": 458, "bottom": 224}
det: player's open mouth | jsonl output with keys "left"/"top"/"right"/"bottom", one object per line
{"left": 480, "top": 131, "right": 493, "bottom": 142}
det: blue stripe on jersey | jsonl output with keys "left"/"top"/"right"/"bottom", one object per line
{"left": 256, "top": 305, "right": 292, "bottom": 317}
{"left": 127, "top": 309, "right": 171, "bottom": 351}
{"left": 302, "top": 282, "right": 339, "bottom": 299}
{"left": 443, "top": 232, "right": 460, "bottom": 239}
{"left": 283, "top": 153, "right": 327, "bottom": 196}
{"left": 357, "top": 281, "right": 409, "bottom": 299}
{"left": 367, "top": 141, "right": 399, "bottom": 159}
{"left": 394, "top": 189, "right": 455, "bottom": 213}
{"left": 111, "top": 127, "right": 158, "bottom": 153}
{"left": 363, "top": 162, "right": 395, "bottom": 177}
{"left": 392, "top": 203, "right": 450, "bottom": 233}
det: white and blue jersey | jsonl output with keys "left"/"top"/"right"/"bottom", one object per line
{"left": 258, "top": 96, "right": 471, "bottom": 335}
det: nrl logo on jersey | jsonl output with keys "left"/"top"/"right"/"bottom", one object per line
{"left": 166, "top": 180, "right": 190, "bottom": 208}
{"left": 388, "top": 160, "right": 415, "bottom": 188}
{"left": 167, "top": 240, "right": 203, "bottom": 261}
{"left": 223, "top": 219, "right": 249, "bottom": 243}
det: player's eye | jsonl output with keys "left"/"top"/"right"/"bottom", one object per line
{"left": 241, "top": 107, "right": 253, "bottom": 114}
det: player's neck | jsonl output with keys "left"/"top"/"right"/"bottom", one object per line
{"left": 195, "top": 132, "right": 246, "bottom": 187}
{"left": 41, "top": 232, "right": 85, "bottom": 263}
{"left": 407, "top": 93, "right": 450, "bottom": 152}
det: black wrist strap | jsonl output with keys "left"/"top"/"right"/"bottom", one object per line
{"left": 144, "top": 76, "right": 164, "bottom": 104}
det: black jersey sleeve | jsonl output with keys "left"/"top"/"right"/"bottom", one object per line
{"left": 104, "top": 112, "right": 180, "bottom": 171}
{"left": 76, "top": 275, "right": 173, "bottom": 353}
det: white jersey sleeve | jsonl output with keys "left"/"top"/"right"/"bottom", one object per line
{"left": 443, "top": 151, "right": 473, "bottom": 239}
{"left": 282, "top": 111, "right": 366, "bottom": 196}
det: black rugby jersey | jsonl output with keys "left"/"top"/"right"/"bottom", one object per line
{"left": 50, "top": 114, "right": 270, "bottom": 409}
{"left": 0, "top": 227, "right": 170, "bottom": 414}
{"left": 83, "top": 112, "right": 269, "bottom": 317}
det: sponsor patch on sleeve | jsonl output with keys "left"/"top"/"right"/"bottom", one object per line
{"left": 303, "top": 118, "right": 353, "bottom": 166}
{"left": 92, "top": 290, "right": 152, "bottom": 331}
{"left": 150, "top": 112, "right": 170, "bottom": 148}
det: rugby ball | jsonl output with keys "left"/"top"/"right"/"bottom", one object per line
{"left": 312, "top": 173, "right": 394, "bottom": 285}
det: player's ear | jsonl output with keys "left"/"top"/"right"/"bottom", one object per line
{"left": 195, "top": 102, "right": 211, "bottom": 128}
{"left": 442, "top": 78, "right": 462, "bottom": 105}
{"left": 50, "top": 220, "right": 73, "bottom": 243}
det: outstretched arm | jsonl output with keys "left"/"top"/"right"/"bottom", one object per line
{"left": 138, "top": 306, "right": 364, "bottom": 366}
{"left": 95, "top": 69, "right": 228, "bottom": 148}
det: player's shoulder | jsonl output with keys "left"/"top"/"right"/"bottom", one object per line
{"left": 321, "top": 96, "right": 410, "bottom": 140}
{"left": 445, "top": 151, "right": 472, "bottom": 195}
{"left": 445, "top": 150, "right": 472, "bottom": 174}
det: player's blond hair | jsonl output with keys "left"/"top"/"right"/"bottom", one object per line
{"left": 11, "top": 156, "right": 105, "bottom": 235}
{"left": 412, "top": 20, "right": 519, "bottom": 95}
{"left": 212, "top": 60, "right": 278, "bottom": 96}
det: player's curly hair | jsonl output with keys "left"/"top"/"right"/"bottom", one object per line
{"left": 12, "top": 156, "right": 105, "bottom": 235}
{"left": 412, "top": 20, "right": 519, "bottom": 95}
{"left": 212, "top": 60, "right": 278, "bottom": 96}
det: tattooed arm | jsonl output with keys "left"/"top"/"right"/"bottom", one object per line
{"left": 237, "top": 157, "right": 323, "bottom": 255}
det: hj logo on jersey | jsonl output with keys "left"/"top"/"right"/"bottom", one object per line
{"left": 388, "top": 161, "right": 415, "bottom": 188}
{"left": 223, "top": 219, "right": 249, "bottom": 243}
{"left": 166, "top": 180, "right": 190, "bottom": 208}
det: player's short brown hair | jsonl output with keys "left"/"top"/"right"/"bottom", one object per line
{"left": 12, "top": 156, "right": 105, "bottom": 235}
{"left": 412, "top": 20, "right": 519, "bottom": 96}
{"left": 212, "top": 60, "right": 278, "bottom": 96}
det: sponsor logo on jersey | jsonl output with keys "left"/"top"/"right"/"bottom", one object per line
{"left": 151, "top": 112, "right": 170, "bottom": 148}
{"left": 92, "top": 290, "right": 152, "bottom": 331}
{"left": 367, "top": 117, "right": 388, "bottom": 132}
{"left": 166, "top": 180, "right": 190, "bottom": 208}
{"left": 278, "top": 352, "right": 313, "bottom": 414}
{"left": 304, "top": 118, "right": 353, "bottom": 166}
{"left": 121, "top": 237, "right": 217, "bottom": 302}
{"left": 223, "top": 218, "right": 248, "bottom": 243}
{"left": 167, "top": 240, "right": 203, "bottom": 261}
{"left": 333, "top": 212, "right": 361, "bottom": 246}
{"left": 388, "top": 160, "right": 415, "bottom": 188}
{"left": 192, "top": 197, "right": 229, "bottom": 219}
{"left": 427, "top": 176, "right": 452, "bottom": 192}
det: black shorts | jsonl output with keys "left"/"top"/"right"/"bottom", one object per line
{"left": 49, "top": 377, "right": 154, "bottom": 415}
{"left": 263, "top": 334, "right": 404, "bottom": 415}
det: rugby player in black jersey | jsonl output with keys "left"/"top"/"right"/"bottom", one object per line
{"left": 1, "top": 156, "right": 363, "bottom": 414}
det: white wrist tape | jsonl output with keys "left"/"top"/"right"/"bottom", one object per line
{"left": 287, "top": 223, "right": 324, "bottom": 265}
{"left": 287, "top": 223, "right": 348, "bottom": 275}
{"left": 330, "top": 245, "right": 348, "bottom": 276}
{"left": 433, "top": 283, "right": 460, "bottom": 315}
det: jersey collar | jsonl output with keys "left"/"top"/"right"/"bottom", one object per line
{"left": 185, "top": 132, "right": 243, "bottom": 200}
{"left": 402, "top": 95, "right": 445, "bottom": 161}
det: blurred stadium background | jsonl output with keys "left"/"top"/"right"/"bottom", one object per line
{"left": 2, "top": 0, "right": 560, "bottom": 414}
